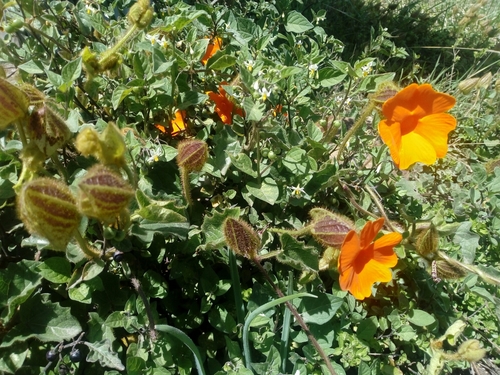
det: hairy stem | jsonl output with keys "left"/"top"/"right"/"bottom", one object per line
{"left": 253, "top": 260, "right": 337, "bottom": 375}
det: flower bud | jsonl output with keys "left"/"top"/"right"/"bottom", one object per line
{"left": 17, "top": 178, "right": 81, "bottom": 251}
{"left": 177, "top": 139, "right": 208, "bottom": 172}
{"left": 457, "top": 339, "right": 486, "bottom": 363}
{"left": 318, "top": 247, "right": 340, "bottom": 271}
{"left": 75, "top": 127, "right": 101, "bottom": 157}
{"left": 100, "top": 122, "right": 127, "bottom": 167}
{"left": 309, "top": 208, "right": 353, "bottom": 248}
{"left": 415, "top": 223, "right": 439, "bottom": 260}
{"left": 0, "top": 77, "right": 29, "bottom": 130}
{"left": 127, "top": 0, "right": 154, "bottom": 29}
{"left": 223, "top": 218, "right": 260, "bottom": 260}
{"left": 77, "top": 164, "right": 134, "bottom": 224}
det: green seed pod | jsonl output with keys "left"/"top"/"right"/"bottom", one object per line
{"left": 415, "top": 223, "right": 439, "bottom": 260}
{"left": 223, "top": 218, "right": 260, "bottom": 260}
{"left": 177, "top": 139, "right": 208, "bottom": 172}
{"left": 309, "top": 207, "right": 354, "bottom": 248}
{"left": 77, "top": 164, "right": 134, "bottom": 224}
{"left": 26, "top": 105, "right": 72, "bottom": 157}
{"left": 370, "top": 81, "right": 399, "bottom": 108}
{"left": 457, "top": 77, "right": 479, "bottom": 94}
{"left": 0, "top": 77, "right": 29, "bottom": 130}
{"left": 17, "top": 178, "right": 81, "bottom": 251}
{"left": 435, "top": 259, "right": 468, "bottom": 280}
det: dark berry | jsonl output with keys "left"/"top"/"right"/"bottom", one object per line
{"left": 113, "top": 251, "right": 124, "bottom": 262}
{"left": 69, "top": 348, "right": 81, "bottom": 362}
{"left": 46, "top": 349, "right": 58, "bottom": 362}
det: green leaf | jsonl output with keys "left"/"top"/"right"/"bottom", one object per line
{"left": 0, "top": 294, "right": 82, "bottom": 347}
{"left": 285, "top": 11, "right": 314, "bottom": 33}
{"left": 0, "top": 260, "right": 42, "bottom": 324}
{"left": 179, "top": 91, "right": 208, "bottom": 109}
{"left": 208, "top": 305, "right": 237, "bottom": 334}
{"left": 470, "top": 286, "right": 496, "bottom": 303}
{"left": 242, "top": 97, "right": 265, "bottom": 121}
{"left": 245, "top": 177, "right": 280, "bottom": 205}
{"left": 277, "top": 233, "right": 318, "bottom": 273}
{"left": 282, "top": 147, "right": 311, "bottom": 175}
{"left": 200, "top": 207, "right": 240, "bottom": 250}
{"left": 229, "top": 153, "right": 258, "bottom": 177}
{"left": 318, "top": 67, "right": 347, "bottom": 87}
{"left": 18, "top": 60, "right": 44, "bottom": 74}
{"left": 0, "top": 342, "right": 28, "bottom": 373}
{"left": 280, "top": 66, "right": 303, "bottom": 79}
{"left": 39, "top": 257, "right": 71, "bottom": 283}
{"left": 296, "top": 291, "right": 343, "bottom": 325}
{"left": 407, "top": 309, "right": 436, "bottom": 327}
{"left": 61, "top": 57, "right": 82, "bottom": 83}
{"left": 206, "top": 54, "right": 237, "bottom": 70}
{"left": 357, "top": 72, "right": 395, "bottom": 91}
{"left": 111, "top": 85, "right": 133, "bottom": 110}
{"left": 84, "top": 339, "right": 125, "bottom": 371}
{"left": 452, "top": 222, "right": 479, "bottom": 263}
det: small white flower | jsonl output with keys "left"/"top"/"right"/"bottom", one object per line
{"left": 315, "top": 15, "right": 326, "bottom": 24}
{"left": 296, "top": 40, "right": 303, "bottom": 48}
{"left": 252, "top": 81, "right": 260, "bottom": 91}
{"left": 294, "top": 371, "right": 301, "bottom": 375}
{"left": 244, "top": 60, "right": 254, "bottom": 72}
{"left": 288, "top": 184, "right": 305, "bottom": 198}
{"left": 361, "top": 61, "right": 374, "bottom": 77}
{"left": 259, "top": 87, "right": 271, "bottom": 101}
{"left": 308, "top": 63, "right": 318, "bottom": 78}
{"left": 85, "top": 3, "right": 98, "bottom": 14}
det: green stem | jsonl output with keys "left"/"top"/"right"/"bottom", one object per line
{"left": 179, "top": 167, "right": 193, "bottom": 207}
{"left": 228, "top": 249, "right": 245, "bottom": 326}
{"left": 336, "top": 100, "right": 376, "bottom": 162}
{"left": 131, "top": 277, "right": 158, "bottom": 341}
{"left": 253, "top": 261, "right": 337, "bottom": 375}
{"left": 242, "top": 291, "right": 316, "bottom": 371}
{"left": 97, "top": 24, "right": 139, "bottom": 68}
{"left": 73, "top": 231, "right": 101, "bottom": 260}
{"left": 268, "top": 225, "right": 311, "bottom": 237}
{"left": 156, "top": 324, "right": 206, "bottom": 375}
{"left": 279, "top": 271, "right": 294, "bottom": 373}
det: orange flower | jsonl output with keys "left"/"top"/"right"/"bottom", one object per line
{"left": 378, "top": 83, "right": 456, "bottom": 170}
{"left": 206, "top": 85, "right": 244, "bottom": 125}
{"left": 338, "top": 218, "right": 402, "bottom": 300}
{"left": 201, "top": 36, "right": 222, "bottom": 65}
{"left": 154, "top": 110, "right": 187, "bottom": 137}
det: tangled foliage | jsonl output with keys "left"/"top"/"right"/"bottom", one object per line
{"left": 0, "top": 1, "right": 499, "bottom": 374}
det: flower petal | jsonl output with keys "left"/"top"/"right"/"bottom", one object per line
{"left": 398, "top": 130, "right": 437, "bottom": 169}
{"left": 416, "top": 84, "right": 456, "bottom": 114}
{"left": 360, "top": 218, "right": 385, "bottom": 249}
{"left": 414, "top": 113, "right": 457, "bottom": 158}
{"left": 338, "top": 230, "right": 362, "bottom": 273}
{"left": 378, "top": 119, "right": 402, "bottom": 167}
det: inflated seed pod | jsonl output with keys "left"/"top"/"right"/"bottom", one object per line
{"left": 77, "top": 164, "right": 134, "bottom": 224}
{"left": 176, "top": 139, "right": 208, "bottom": 172}
{"left": 309, "top": 208, "right": 354, "bottom": 248}
{"left": 17, "top": 178, "right": 81, "bottom": 251}
{"left": 223, "top": 218, "right": 260, "bottom": 260}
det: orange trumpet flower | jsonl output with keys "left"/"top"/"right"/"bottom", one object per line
{"left": 206, "top": 85, "right": 244, "bottom": 125}
{"left": 377, "top": 83, "right": 456, "bottom": 170}
{"left": 201, "top": 36, "right": 222, "bottom": 65}
{"left": 338, "top": 218, "right": 402, "bottom": 300}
